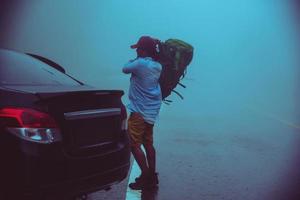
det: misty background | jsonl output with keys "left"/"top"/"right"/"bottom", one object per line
{"left": 1, "top": 1, "right": 300, "bottom": 198}
{"left": 0, "top": 0, "right": 299, "bottom": 121}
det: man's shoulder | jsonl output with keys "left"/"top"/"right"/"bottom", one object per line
{"left": 144, "top": 57, "right": 161, "bottom": 67}
{"left": 135, "top": 57, "right": 161, "bottom": 72}
{"left": 137, "top": 57, "right": 150, "bottom": 63}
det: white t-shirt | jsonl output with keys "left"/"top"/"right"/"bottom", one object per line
{"left": 122, "top": 57, "right": 162, "bottom": 124}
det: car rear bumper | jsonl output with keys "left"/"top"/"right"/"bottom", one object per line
{"left": 1, "top": 130, "right": 131, "bottom": 199}
{"left": 21, "top": 162, "right": 130, "bottom": 200}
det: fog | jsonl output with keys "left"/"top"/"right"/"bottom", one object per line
{"left": 1, "top": 1, "right": 299, "bottom": 120}
{"left": 1, "top": 1, "right": 300, "bottom": 198}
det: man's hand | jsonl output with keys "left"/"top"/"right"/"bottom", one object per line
{"left": 123, "top": 58, "right": 139, "bottom": 74}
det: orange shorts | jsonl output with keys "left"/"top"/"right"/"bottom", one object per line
{"left": 127, "top": 112, "right": 154, "bottom": 147}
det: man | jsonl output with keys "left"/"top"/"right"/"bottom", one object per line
{"left": 122, "top": 36, "right": 162, "bottom": 190}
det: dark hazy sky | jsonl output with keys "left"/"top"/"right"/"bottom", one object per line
{"left": 0, "top": 0, "right": 299, "bottom": 122}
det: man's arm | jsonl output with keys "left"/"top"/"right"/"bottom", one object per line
{"left": 122, "top": 58, "right": 139, "bottom": 74}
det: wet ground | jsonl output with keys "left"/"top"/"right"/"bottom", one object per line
{"left": 86, "top": 87, "right": 300, "bottom": 200}
{"left": 87, "top": 179, "right": 128, "bottom": 200}
{"left": 123, "top": 96, "right": 300, "bottom": 200}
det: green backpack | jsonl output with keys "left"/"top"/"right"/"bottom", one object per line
{"left": 158, "top": 39, "right": 194, "bottom": 102}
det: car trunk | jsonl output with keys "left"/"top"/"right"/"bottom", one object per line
{"left": 3, "top": 85, "right": 127, "bottom": 157}
{"left": 37, "top": 89, "right": 126, "bottom": 156}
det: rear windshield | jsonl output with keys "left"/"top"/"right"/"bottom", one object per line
{"left": 0, "top": 49, "right": 80, "bottom": 86}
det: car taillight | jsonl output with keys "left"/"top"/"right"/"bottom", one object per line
{"left": 0, "top": 107, "right": 62, "bottom": 144}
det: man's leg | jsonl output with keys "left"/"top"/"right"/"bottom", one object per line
{"left": 131, "top": 145, "right": 149, "bottom": 176}
{"left": 143, "top": 144, "right": 156, "bottom": 174}
{"left": 128, "top": 113, "right": 150, "bottom": 189}
{"left": 143, "top": 123, "right": 159, "bottom": 186}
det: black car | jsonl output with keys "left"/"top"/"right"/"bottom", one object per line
{"left": 0, "top": 48, "right": 130, "bottom": 199}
